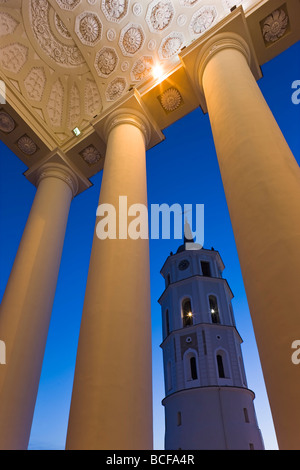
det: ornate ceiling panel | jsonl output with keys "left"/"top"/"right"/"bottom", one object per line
{"left": 0, "top": 0, "right": 246, "bottom": 143}
{"left": 0, "top": 0, "right": 299, "bottom": 180}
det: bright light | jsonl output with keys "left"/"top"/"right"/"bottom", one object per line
{"left": 152, "top": 64, "right": 164, "bottom": 80}
{"left": 72, "top": 127, "right": 81, "bottom": 137}
{"left": 211, "top": 309, "right": 215, "bottom": 314}
{"left": 187, "top": 312, "right": 193, "bottom": 317}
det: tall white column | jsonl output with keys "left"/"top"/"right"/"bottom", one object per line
{"left": 66, "top": 110, "right": 153, "bottom": 450}
{"left": 0, "top": 163, "right": 78, "bottom": 450}
{"left": 196, "top": 33, "right": 300, "bottom": 449}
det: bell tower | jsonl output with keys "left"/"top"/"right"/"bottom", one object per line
{"left": 159, "top": 237, "right": 264, "bottom": 450}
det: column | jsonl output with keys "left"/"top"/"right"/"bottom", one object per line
{"left": 0, "top": 162, "right": 78, "bottom": 450}
{"left": 66, "top": 110, "right": 153, "bottom": 450}
{"left": 196, "top": 32, "right": 300, "bottom": 450}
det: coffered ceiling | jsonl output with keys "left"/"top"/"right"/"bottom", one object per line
{"left": 0, "top": 0, "right": 299, "bottom": 182}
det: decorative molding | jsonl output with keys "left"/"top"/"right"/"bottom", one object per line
{"left": 196, "top": 33, "right": 251, "bottom": 94}
{"left": 103, "top": 108, "right": 152, "bottom": 146}
{"left": 158, "top": 87, "right": 183, "bottom": 113}
{"left": 36, "top": 162, "right": 79, "bottom": 196}
{"left": 94, "top": 46, "right": 118, "bottom": 77}
{"left": 30, "top": 0, "right": 85, "bottom": 68}
{"left": 80, "top": 144, "right": 102, "bottom": 165}
{"left": 75, "top": 11, "right": 102, "bottom": 46}
{"left": 146, "top": 0, "right": 175, "bottom": 32}
{"left": 261, "top": 6, "right": 289, "bottom": 45}
{"left": 179, "top": 0, "right": 199, "bottom": 5}
{"left": 24, "top": 67, "right": 46, "bottom": 101}
{"left": 106, "top": 28, "right": 116, "bottom": 41}
{"left": 105, "top": 77, "right": 127, "bottom": 101}
{"left": 189, "top": 6, "right": 218, "bottom": 35}
{"left": 0, "top": 43, "right": 28, "bottom": 73}
{"left": 56, "top": 0, "right": 81, "bottom": 11}
{"left": 101, "top": 0, "right": 129, "bottom": 23}
{"left": 84, "top": 79, "right": 102, "bottom": 116}
{"left": 119, "top": 23, "right": 145, "bottom": 56}
{"left": 54, "top": 12, "right": 71, "bottom": 39}
{"left": 132, "top": 2, "right": 142, "bottom": 16}
{"left": 0, "top": 111, "right": 16, "bottom": 133}
{"left": 68, "top": 83, "right": 80, "bottom": 129}
{"left": 47, "top": 78, "right": 64, "bottom": 127}
{"left": 17, "top": 134, "right": 37, "bottom": 155}
{"left": 0, "top": 12, "right": 19, "bottom": 36}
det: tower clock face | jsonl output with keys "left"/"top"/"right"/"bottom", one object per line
{"left": 178, "top": 259, "right": 189, "bottom": 271}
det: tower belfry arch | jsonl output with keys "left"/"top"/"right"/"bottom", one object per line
{"left": 0, "top": 0, "right": 299, "bottom": 450}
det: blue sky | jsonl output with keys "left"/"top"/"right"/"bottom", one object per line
{"left": 0, "top": 40, "right": 299, "bottom": 450}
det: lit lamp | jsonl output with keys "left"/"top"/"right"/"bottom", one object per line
{"left": 72, "top": 127, "right": 81, "bottom": 137}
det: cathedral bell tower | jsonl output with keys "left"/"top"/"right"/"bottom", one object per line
{"left": 158, "top": 232, "right": 264, "bottom": 450}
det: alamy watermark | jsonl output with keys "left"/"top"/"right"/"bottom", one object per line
{"left": 0, "top": 340, "right": 6, "bottom": 365}
{"left": 291, "top": 340, "right": 300, "bottom": 365}
{"left": 291, "top": 80, "right": 300, "bottom": 105}
{"left": 0, "top": 80, "right": 6, "bottom": 104}
{"left": 95, "top": 196, "right": 204, "bottom": 249}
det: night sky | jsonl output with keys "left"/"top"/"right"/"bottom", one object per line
{"left": 0, "top": 40, "right": 299, "bottom": 450}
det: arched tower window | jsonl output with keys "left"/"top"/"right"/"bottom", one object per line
{"left": 216, "top": 350, "right": 231, "bottom": 380}
{"left": 182, "top": 298, "right": 193, "bottom": 327}
{"left": 183, "top": 349, "right": 199, "bottom": 385}
{"left": 165, "top": 309, "right": 170, "bottom": 337}
{"left": 209, "top": 295, "right": 220, "bottom": 324}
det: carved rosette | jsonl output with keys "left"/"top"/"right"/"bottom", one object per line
{"left": 17, "top": 135, "right": 37, "bottom": 155}
{"left": 146, "top": 0, "right": 175, "bottom": 32}
{"left": 190, "top": 6, "right": 217, "bottom": 35}
{"left": 158, "top": 87, "right": 183, "bottom": 113}
{"left": 119, "top": 23, "right": 145, "bottom": 56}
{"left": 56, "top": 0, "right": 81, "bottom": 10}
{"left": 75, "top": 12, "right": 102, "bottom": 46}
{"left": 101, "top": 0, "right": 129, "bottom": 23}
{"left": 159, "top": 32, "right": 184, "bottom": 59}
{"left": 131, "top": 55, "right": 154, "bottom": 81}
{"left": 95, "top": 47, "right": 118, "bottom": 77}
{"left": 261, "top": 8, "right": 289, "bottom": 44}
{"left": 106, "top": 77, "right": 127, "bottom": 101}
{"left": 0, "top": 111, "right": 16, "bottom": 133}
{"left": 80, "top": 144, "right": 102, "bottom": 165}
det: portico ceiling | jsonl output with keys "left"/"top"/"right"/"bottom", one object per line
{"left": 0, "top": 0, "right": 299, "bottom": 181}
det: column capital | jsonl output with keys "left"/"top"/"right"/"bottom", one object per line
{"left": 195, "top": 32, "right": 251, "bottom": 96}
{"left": 35, "top": 162, "right": 79, "bottom": 198}
{"left": 102, "top": 108, "right": 152, "bottom": 147}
